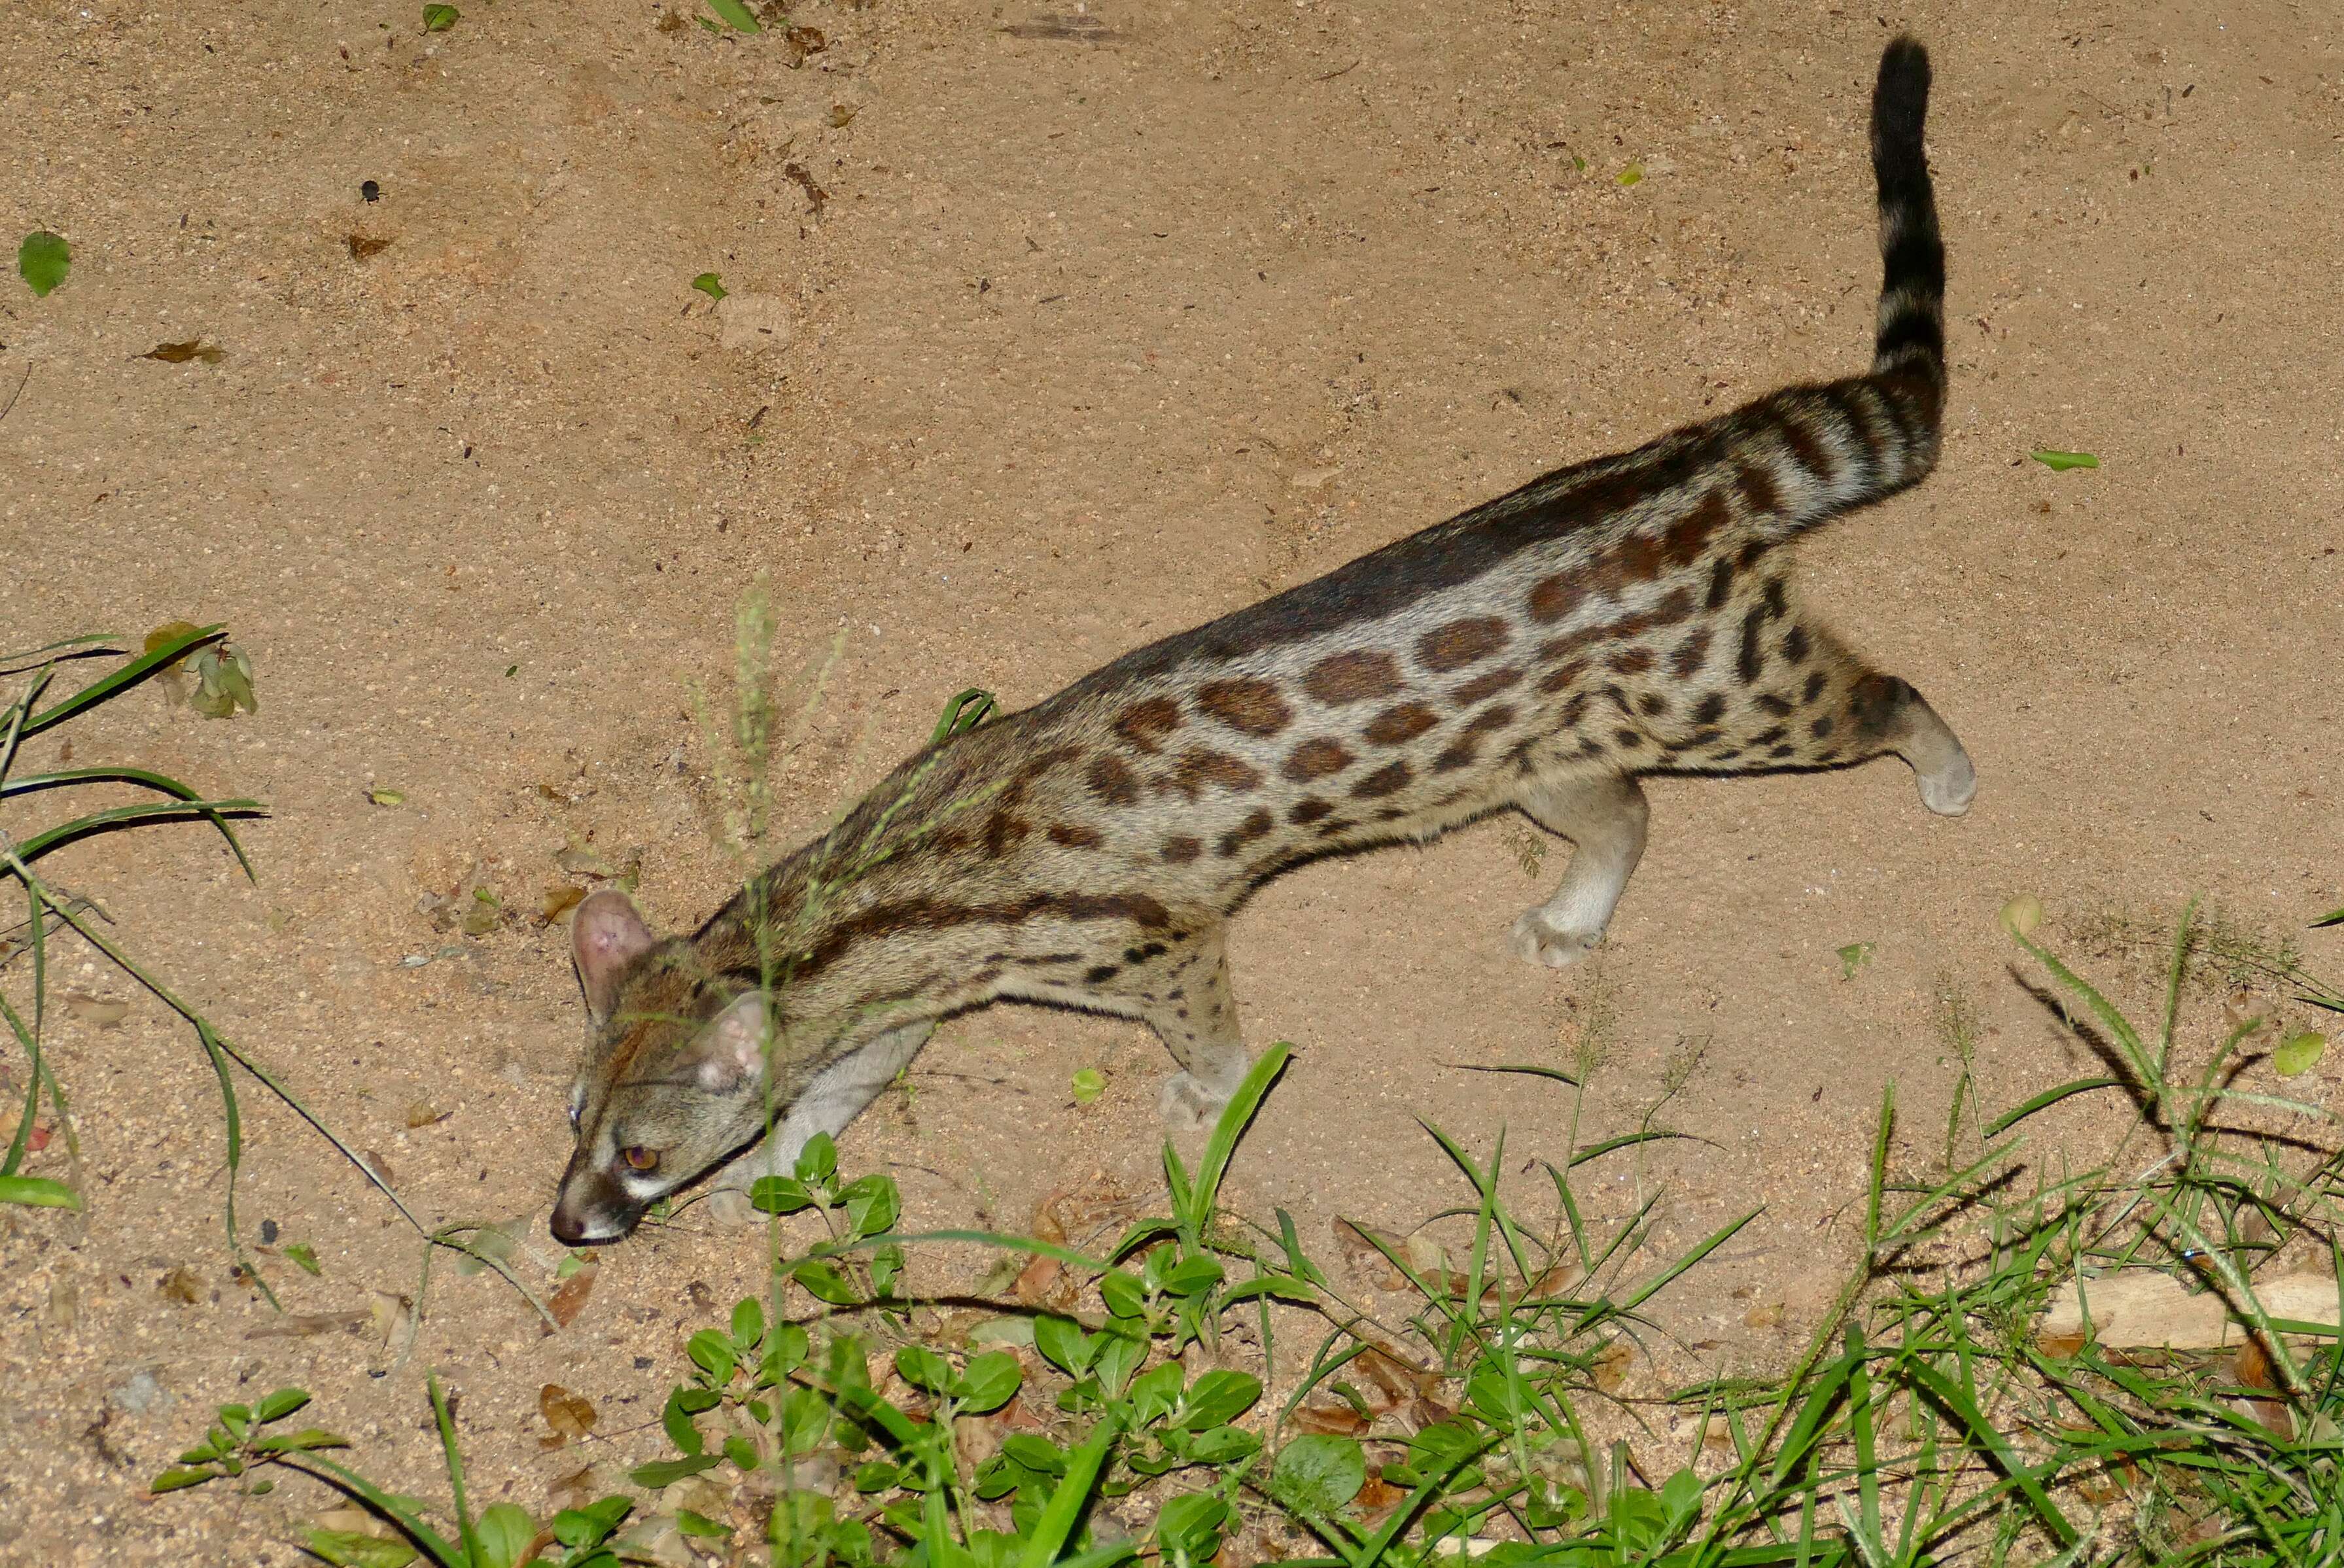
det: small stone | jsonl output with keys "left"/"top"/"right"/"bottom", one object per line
{"left": 111, "top": 1369, "right": 170, "bottom": 1414}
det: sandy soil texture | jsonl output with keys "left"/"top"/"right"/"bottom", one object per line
{"left": 3, "top": 0, "right": 2341, "bottom": 1559}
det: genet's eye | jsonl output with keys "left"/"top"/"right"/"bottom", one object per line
{"left": 621, "top": 1146, "right": 659, "bottom": 1172}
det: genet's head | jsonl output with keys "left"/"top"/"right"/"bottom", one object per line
{"left": 549, "top": 891, "right": 773, "bottom": 1245}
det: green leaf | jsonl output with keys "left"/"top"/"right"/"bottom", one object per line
{"left": 840, "top": 1173, "right": 899, "bottom": 1238}
{"left": 691, "top": 271, "right": 729, "bottom": 300}
{"left": 148, "top": 1466, "right": 217, "bottom": 1493}
{"left": 957, "top": 1350, "right": 1023, "bottom": 1412}
{"left": 2029, "top": 449, "right": 2099, "bottom": 471}
{"left": 724, "top": 1433, "right": 760, "bottom": 1472}
{"left": 629, "top": 1454, "right": 724, "bottom": 1488}
{"left": 1272, "top": 1434, "right": 1366, "bottom": 1514}
{"left": 703, "top": 0, "right": 761, "bottom": 31}
{"left": 551, "top": 1496, "right": 633, "bottom": 1548}
{"left": 18, "top": 231, "right": 69, "bottom": 298}
{"left": 421, "top": 3, "right": 458, "bottom": 31}
{"left": 1070, "top": 1068, "right": 1105, "bottom": 1104}
{"left": 662, "top": 1387, "right": 706, "bottom": 1456}
{"left": 1176, "top": 1369, "right": 1261, "bottom": 1430}
{"left": 2277, "top": 1030, "right": 2327, "bottom": 1077}
{"left": 930, "top": 687, "right": 996, "bottom": 744}
{"left": 731, "top": 1295, "right": 765, "bottom": 1350}
{"left": 302, "top": 1530, "right": 419, "bottom": 1568}
{"left": 677, "top": 1509, "right": 731, "bottom": 1539}
{"left": 687, "top": 1329, "right": 739, "bottom": 1384}
{"left": 1155, "top": 1495, "right": 1229, "bottom": 1562}
{"left": 0, "top": 1175, "right": 81, "bottom": 1209}
{"left": 1659, "top": 1467, "right": 1704, "bottom": 1529}
{"left": 251, "top": 1428, "right": 348, "bottom": 1454}
{"left": 1181, "top": 1425, "right": 1259, "bottom": 1465}
{"left": 794, "top": 1257, "right": 862, "bottom": 1307}
{"left": 795, "top": 1132, "right": 837, "bottom": 1183}
{"left": 2314, "top": 906, "right": 2344, "bottom": 928}
{"left": 285, "top": 1242, "right": 321, "bottom": 1276}
{"left": 1034, "top": 1314, "right": 1094, "bottom": 1376}
{"left": 896, "top": 1345, "right": 955, "bottom": 1394}
{"left": 1615, "top": 163, "right": 1643, "bottom": 187}
{"left": 1836, "top": 941, "right": 1874, "bottom": 980}
{"left": 1098, "top": 1268, "right": 1147, "bottom": 1321}
{"left": 474, "top": 1503, "right": 536, "bottom": 1568}
{"left": 750, "top": 1176, "right": 814, "bottom": 1213}
{"left": 1127, "top": 1360, "right": 1185, "bottom": 1424}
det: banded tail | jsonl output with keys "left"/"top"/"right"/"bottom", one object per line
{"left": 1732, "top": 35, "right": 1946, "bottom": 543}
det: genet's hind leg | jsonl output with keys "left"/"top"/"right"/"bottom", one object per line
{"left": 1846, "top": 672, "right": 1975, "bottom": 816}
{"left": 1509, "top": 771, "right": 1649, "bottom": 969}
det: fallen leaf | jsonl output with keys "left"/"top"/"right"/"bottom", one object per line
{"left": 2029, "top": 449, "right": 2099, "bottom": 472}
{"left": 347, "top": 234, "right": 392, "bottom": 262}
{"left": 540, "top": 1383, "right": 599, "bottom": 1448}
{"left": 1332, "top": 1219, "right": 1407, "bottom": 1290}
{"left": 140, "top": 339, "right": 224, "bottom": 365}
{"left": 1742, "top": 1302, "right": 1783, "bottom": 1329}
{"left": 547, "top": 1260, "right": 599, "bottom": 1328}
{"left": 245, "top": 1310, "right": 370, "bottom": 1340}
{"left": 1590, "top": 1340, "right": 1633, "bottom": 1394}
{"left": 686, "top": 1280, "right": 715, "bottom": 1312}
{"left": 63, "top": 992, "right": 129, "bottom": 1028}
{"left": 1289, "top": 1401, "right": 1371, "bottom": 1436}
{"left": 1013, "top": 1252, "right": 1062, "bottom": 1305}
{"left": 158, "top": 1267, "right": 204, "bottom": 1304}
{"left": 2233, "top": 1338, "right": 2294, "bottom": 1438}
{"left": 1354, "top": 1476, "right": 1407, "bottom": 1517}
{"left": 404, "top": 1100, "right": 444, "bottom": 1129}
{"left": 363, "top": 1150, "right": 396, "bottom": 1186}
{"left": 46, "top": 1280, "right": 77, "bottom": 1334}
{"left": 547, "top": 1463, "right": 597, "bottom": 1515}
{"left": 781, "top": 24, "right": 826, "bottom": 64}
{"left": 540, "top": 884, "right": 587, "bottom": 924}
{"left": 1354, "top": 1348, "right": 1427, "bottom": 1406}
{"left": 828, "top": 103, "right": 858, "bottom": 127}
{"left": 369, "top": 1290, "right": 414, "bottom": 1355}
{"left": 366, "top": 788, "right": 406, "bottom": 807}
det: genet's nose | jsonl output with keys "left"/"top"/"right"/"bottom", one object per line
{"left": 550, "top": 1205, "right": 589, "bottom": 1247}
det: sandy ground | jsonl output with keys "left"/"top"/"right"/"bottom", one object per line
{"left": 3, "top": 0, "right": 2341, "bottom": 1558}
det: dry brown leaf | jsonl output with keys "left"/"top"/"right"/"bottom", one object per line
{"left": 1013, "top": 1253, "right": 1063, "bottom": 1305}
{"left": 539, "top": 1383, "right": 598, "bottom": 1448}
{"left": 2233, "top": 1338, "right": 2295, "bottom": 1438}
{"left": 364, "top": 1149, "right": 396, "bottom": 1186}
{"left": 158, "top": 1267, "right": 204, "bottom": 1305}
{"left": 63, "top": 992, "right": 130, "bottom": 1028}
{"left": 1354, "top": 1476, "right": 1406, "bottom": 1518}
{"left": 46, "top": 1280, "right": 78, "bottom": 1334}
{"left": 346, "top": 234, "right": 391, "bottom": 262}
{"left": 781, "top": 24, "right": 826, "bottom": 65}
{"left": 1332, "top": 1219, "right": 1407, "bottom": 1290}
{"left": 540, "top": 884, "right": 587, "bottom": 924}
{"left": 827, "top": 103, "right": 858, "bottom": 127}
{"left": 1589, "top": 1340, "right": 1633, "bottom": 1394}
{"left": 245, "top": 1310, "right": 370, "bottom": 1340}
{"left": 369, "top": 1289, "right": 414, "bottom": 1354}
{"left": 1403, "top": 1232, "right": 1448, "bottom": 1278}
{"left": 954, "top": 1411, "right": 1004, "bottom": 1471}
{"left": 141, "top": 340, "right": 224, "bottom": 364}
{"left": 1407, "top": 1395, "right": 1456, "bottom": 1430}
{"left": 1524, "top": 1264, "right": 1579, "bottom": 1300}
{"left": 687, "top": 1280, "right": 716, "bottom": 1312}
{"left": 1354, "top": 1348, "right": 1426, "bottom": 1406}
{"left": 1290, "top": 1401, "right": 1371, "bottom": 1436}
{"left": 2035, "top": 1330, "right": 2086, "bottom": 1359}
{"left": 548, "top": 1261, "right": 599, "bottom": 1329}
{"left": 1742, "top": 1303, "right": 1783, "bottom": 1330}
{"left": 404, "top": 1100, "right": 445, "bottom": 1129}
{"left": 546, "top": 1463, "right": 597, "bottom": 1515}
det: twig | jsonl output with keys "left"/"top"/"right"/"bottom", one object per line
{"left": 0, "top": 360, "right": 29, "bottom": 428}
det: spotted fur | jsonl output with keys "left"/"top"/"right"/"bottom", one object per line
{"left": 550, "top": 38, "right": 1972, "bottom": 1244}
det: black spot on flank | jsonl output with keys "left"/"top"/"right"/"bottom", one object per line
{"left": 1351, "top": 759, "right": 1414, "bottom": 798}
{"left": 1637, "top": 693, "right": 1669, "bottom": 716}
{"left": 1810, "top": 716, "right": 1836, "bottom": 739}
{"left": 1692, "top": 691, "right": 1726, "bottom": 725}
{"left": 1124, "top": 942, "right": 1168, "bottom": 964}
{"left": 1686, "top": 727, "right": 1722, "bottom": 746}
{"left": 1612, "top": 728, "right": 1644, "bottom": 748}
{"left": 1705, "top": 557, "right": 1734, "bottom": 610}
{"left": 1577, "top": 737, "right": 1607, "bottom": 758}
{"left": 1166, "top": 986, "right": 1185, "bottom": 1001}
{"left": 1803, "top": 670, "right": 1828, "bottom": 704}
{"left": 1084, "top": 965, "right": 1120, "bottom": 984}
{"left": 1751, "top": 725, "right": 1787, "bottom": 746}
{"left": 1217, "top": 808, "right": 1275, "bottom": 858}
{"left": 1160, "top": 835, "right": 1202, "bottom": 863}
{"left": 1762, "top": 579, "right": 1787, "bottom": 621}
{"left": 1756, "top": 693, "right": 1793, "bottom": 717}
{"left": 1736, "top": 606, "right": 1766, "bottom": 683}
{"left": 1289, "top": 797, "right": 1335, "bottom": 824}
{"left": 1781, "top": 625, "right": 1810, "bottom": 664}
{"left": 1710, "top": 746, "right": 1743, "bottom": 761}
{"left": 1431, "top": 740, "right": 1478, "bottom": 773}
{"left": 1559, "top": 693, "right": 1590, "bottom": 728}
{"left": 1768, "top": 742, "right": 1797, "bottom": 759}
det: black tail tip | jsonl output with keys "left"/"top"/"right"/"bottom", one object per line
{"left": 1872, "top": 35, "right": 1931, "bottom": 145}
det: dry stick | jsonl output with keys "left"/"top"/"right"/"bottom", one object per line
{"left": 0, "top": 360, "right": 29, "bottom": 428}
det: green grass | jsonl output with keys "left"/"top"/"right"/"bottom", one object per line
{"left": 146, "top": 892, "right": 2344, "bottom": 1566}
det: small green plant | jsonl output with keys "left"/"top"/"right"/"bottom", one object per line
{"left": 156, "top": 1375, "right": 636, "bottom": 1566}
{"left": 16, "top": 229, "right": 68, "bottom": 296}
{"left": 421, "top": 4, "right": 459, "bottom": 32}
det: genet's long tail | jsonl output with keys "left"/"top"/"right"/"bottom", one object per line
{"left": 1730, "top": 36, "right": 1946, "bottom": 542}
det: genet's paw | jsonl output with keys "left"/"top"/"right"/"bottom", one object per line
{"left": 1511, "top": 907, "right": 1603, "bottom": 969}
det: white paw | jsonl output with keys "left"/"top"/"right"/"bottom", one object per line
{"left": 1158, "top": 1071, "right": 1233, "bottom": 1132}
{"left": 1511, "top": 908, "right": 1603, "bottom": 969}
{"left": 1919, "top": 754, "right": 1976, "bottom": 817}
{"left": 701, "top": 1187, "right": 760, "bottom": 1228}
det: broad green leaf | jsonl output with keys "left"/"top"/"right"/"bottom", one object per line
{"left": 1181, "top": 1425, "right": 1259, "bottom": 1464}
{"left": 691, "top": 271, "right": 729, "bottom": 300}
{"left": 957, "top": 1350, "right": 1023, "bottom": 1412}
{"left": 474, "top": 1503, "right": 535, "bottom": 1568}
{"left": 1098, "top": 1268, "right": 1147, "bottom": 1321}
{"left": 896, "top": 1345, "right": 954, "bottom": 1394}
{"left": 421, "top": 4, "right": 458, "bottom": 31}
{"left": 2277, "top": 1030, "right": 2327, "bottom": 1077}
{"left": 551, "top": 1496, "right": 632, "bottom": 1548}
{"left": 704, "top": 0, "right": 761, "bottom": 31}
{"left": 663, "top": 1387, "right": 707, "bottom": 1455}
{"left": 629, "top": 1454, "right": 723, "bottom": 1488}
{"left": 18, "top": 231, "right": 68, "bottom": 297}
{"left": 1126, "top": 1360, "right": 1184, "bottom": 1424}
{"left": 686, "top": 1329, "right": 738, "bottom": 1383}
{"left": 303, "top": 1530, "right": 419, "bottom": 1568}
{"left": 750, "top": 1176, "right": 813, "bottom": 1213}
{"left": 1070, "top": 1068, "right": 1105, "bottom": 1104}
{"left": 677, "top": 1509, "right": 730, "bottom": 1539}
{"left": 795, "top": 1133, "right": 836, "bottom": 1183}
{"left": 149, "top": 1467, "right": 216, "bottom": 1493}
{"left": 1034, "top": 1314, "right": 1094, "bottom": 1376}
{"left": 251, "top": 1428, "right": 347, "bottom": 1454}
{"left": 1616, "top": 164, "right": 1644, "bottom": 187}
{"left": 2029, "top": 449, "right": 2099, "bottom": 471}
{"left": 285, "top": 1242, "right": 321, "bottom": 1276}
{"left": 1176, "top": 1369, "right": 1261, "bottom": 1430}
{"left": 1155, "top": 1494, "right": 1229, "bottom": 1561}
{"left": 0, "top": 1175, "right": 81, "bottom": 1209}
{"left": 724, "top": 1433, "right": 760, "bottom": 1472}
{"left": 1272, "top": 1434, "right": 1365, "bottom": 1514}
{"left": 731, "top": 1295, "right": 765, "bottom": 1350}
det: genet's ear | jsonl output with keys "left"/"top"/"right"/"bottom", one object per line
{"left": 571, "top": 890, "right": 658, "bottom": 1022}
{"left": 691, "top": 992, "right": 772, "bottom": 1094}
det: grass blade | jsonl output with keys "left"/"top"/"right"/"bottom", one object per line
{"left": 0, "top": 1174, "right": 81, "bottom": 1208}
{"left": 1019, "top": 1412, "right": 1121, "bottom": 1568}
{"left": 22, "top": 623, "right": 221, "bottom": 737}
